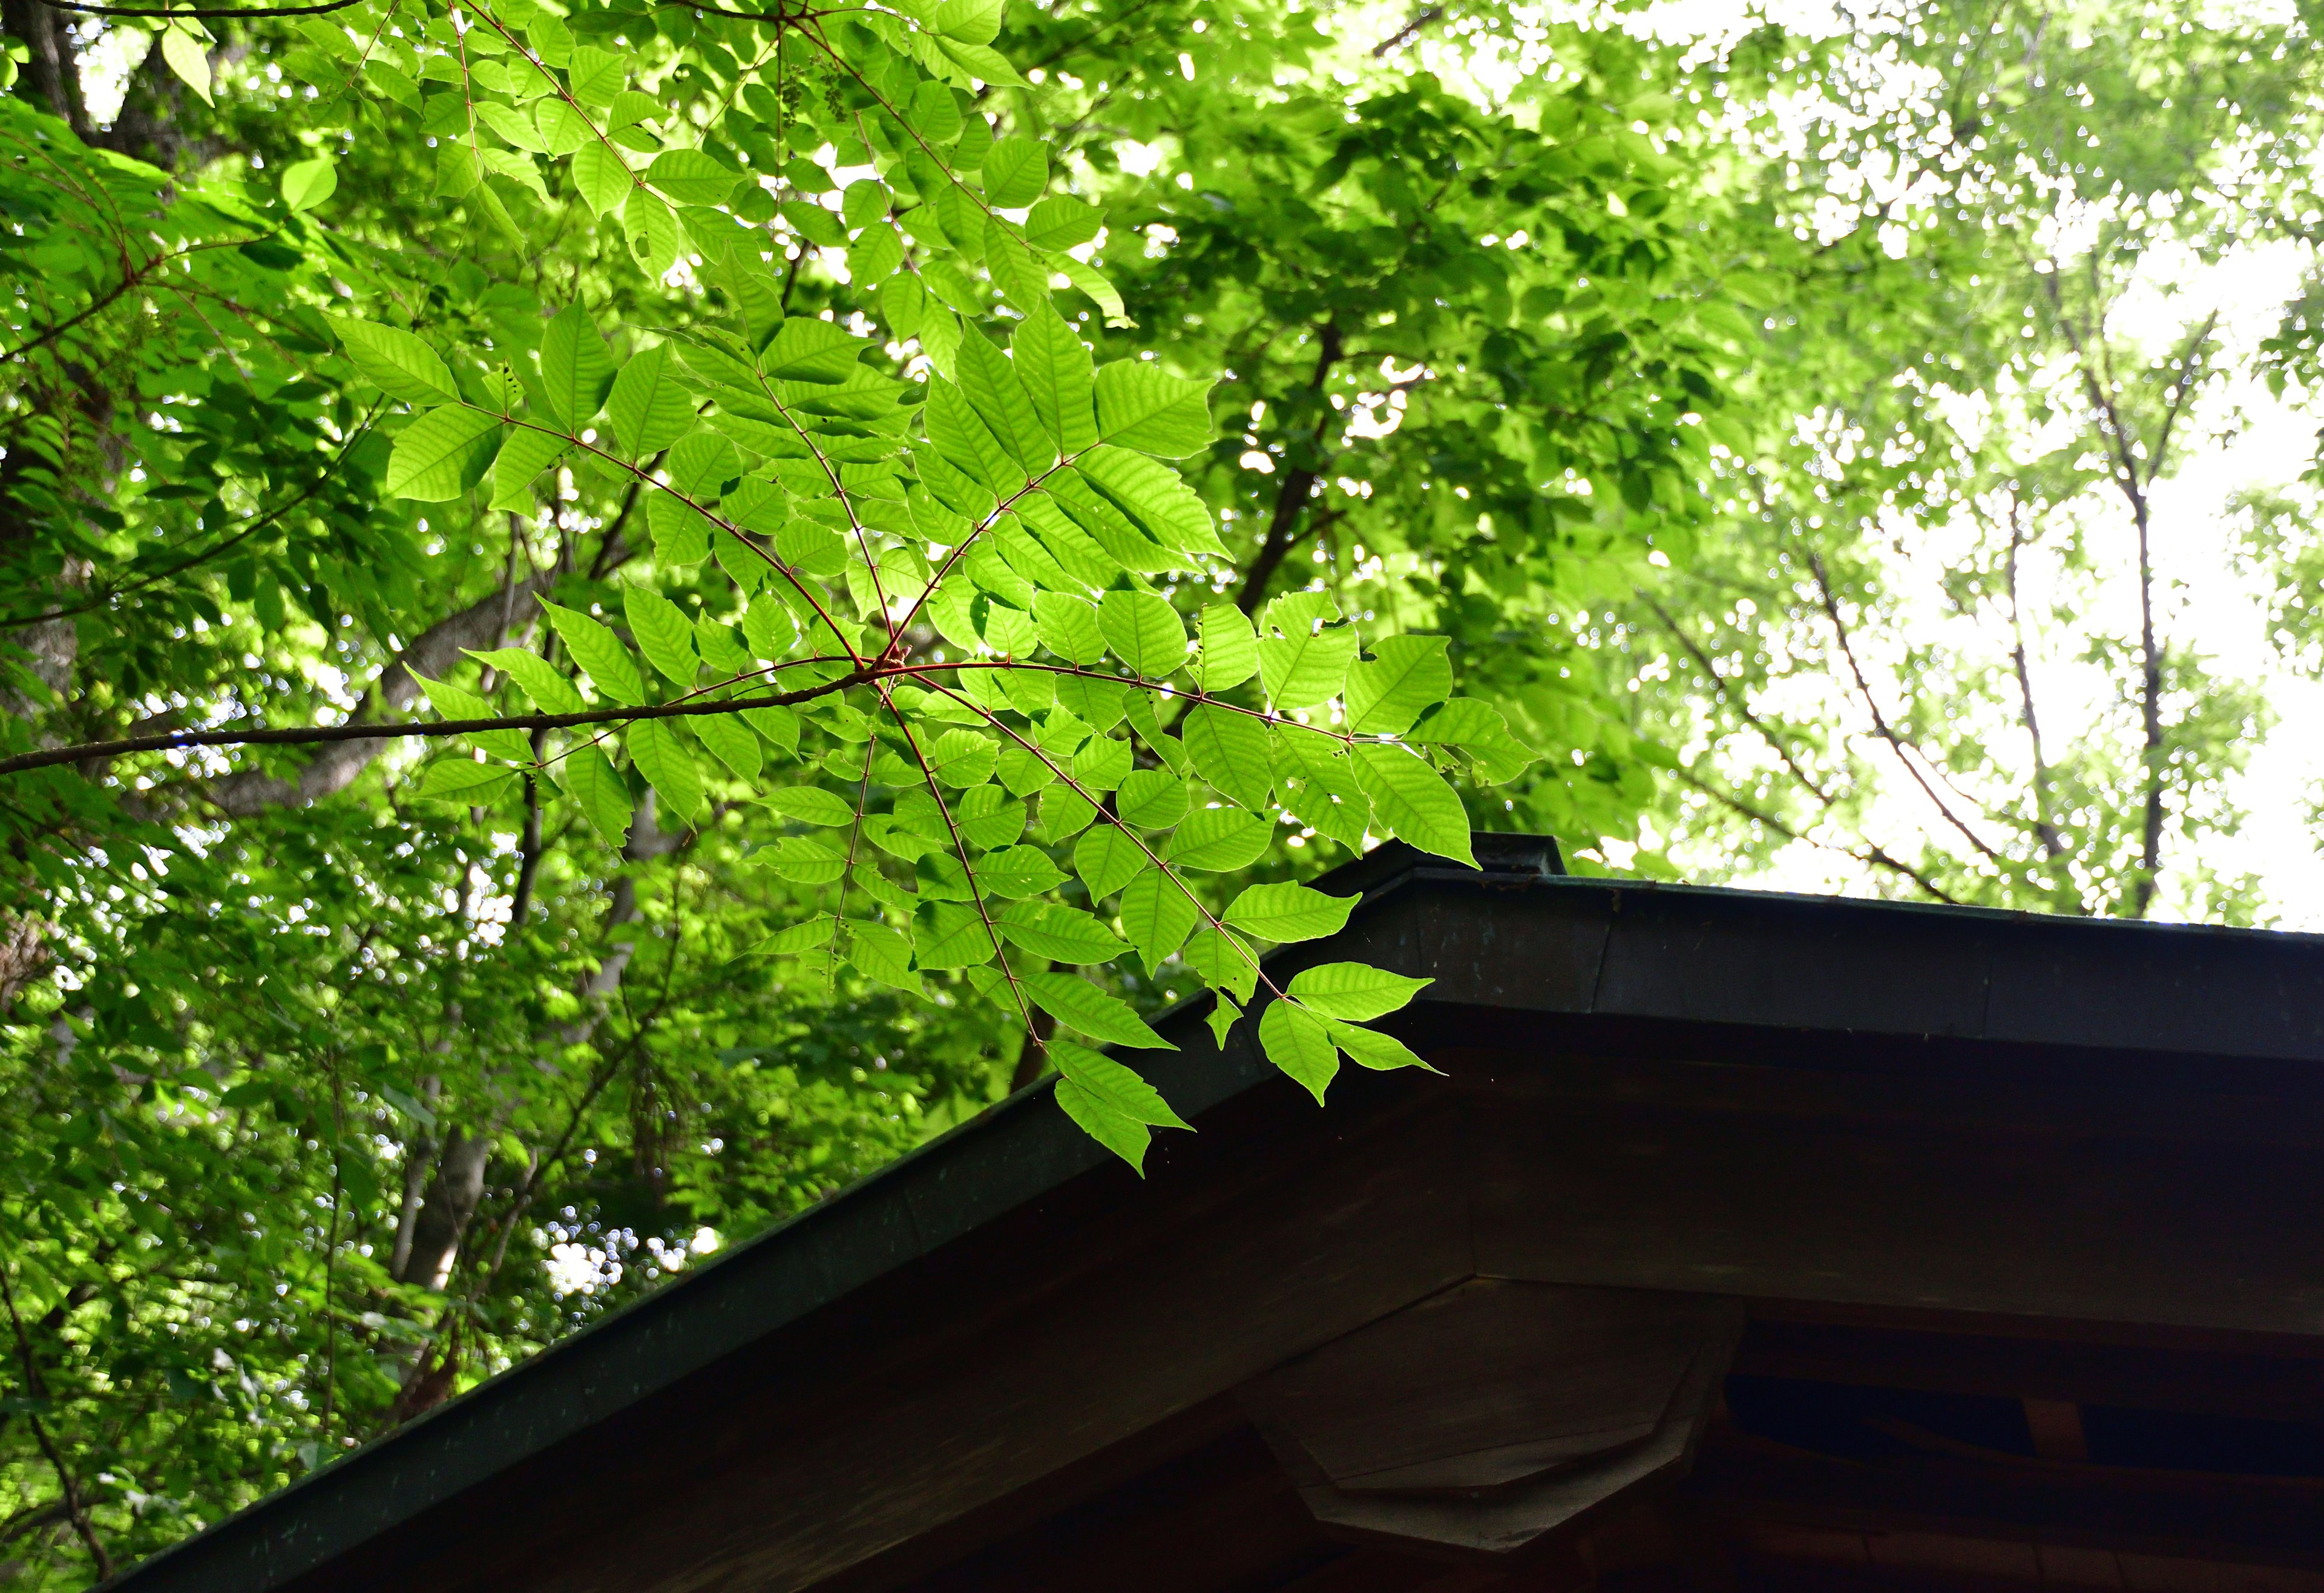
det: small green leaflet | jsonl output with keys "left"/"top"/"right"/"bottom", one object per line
{"left": 765, "top": 787, "right": 856, "bottom": 826}
{"left": 608, "top": 344, "right": 697, "bottom": 458}
{"left": 844, "top": 920, "right": 919, "bottom": 990}
{"left": 387, "top": 407, "right": 504, "bottom": 501}
{"left": 1327, "top": 1021, "right": 1435, "bottom": 1072}
{"left": 1182, "top": 924, "right": 1260, "bottom": 1001}
{"left": 628, "top": 719, "right": 704, "bottom": 826}
{"left": 280, "top": 156, "right": 336, "bottom": 212}
{"left": 1258, "top": 616, "right": 1359, "bottom": 711}
{"left": 467, "top": 648, "right": 585, "bottom": 715}
{"left": 488, "top": 427, "right": 566, "bottom": 513}
{"left": 997, "top": 901, "right": 1125, "bottom": 963}
{"left": 1012, "top": 301, "right": 1098, "bottom": 454}
{"left": 979, "top": 844, "right": 1068, "bottom": 897}
{"left": 1054, "top": 1080, "right": 1150, "bottom": 1172}
{"left": 539, "top": 305, "right": 617, "bottom": 430}
{"left": 332, "top": 318, "right": 458, "bottom": 406}
{"left": 1097, "top": 589, "right": 1187, "bottom": 677}
{"left": 750, "top": 915, "right": 836, "bottom": 957}
{"left": 981, "top": 136, "right": 1048, "bottom": 207}
{"left": 1033, "top": 593, "right": 1106, "bottom": 664}
{"left": 1117, "top": 867, "right": 1200, "bottom": 968}
{"left": 540, "top": 602, "right": 644, "bottom": 706}
{"left": 412, "top": 674, "right": 529, "bottom": 763}
{"left": 1205, "top": 991, "right": 1242, "bottom": 1049}
{"left": 1180, "top": 704, "right": 1273, "bottom": 812}
{"left": 1115, "top": 769, "right": 1190, "bottom": 829}
{"left": 1073, "top": 824, "right": 1147, "bottom": 899}
{"left": 1259, "top": 999, "right": 1338, "bottom": 1103}
{"left": 648, "top": 148, "right": 740, "bottom": 205}
{"left": 1285, "top": 962, "right": 1431, "bottom": 1020}
{"left": 1223, "top": 882, "right": 1354, "bottom": 943}
{"left": 763, "top": 835, "right": 847, "bottom": 884}
{"left": 695, "top": 713, "right": 762, "bottom": 781}
{"left": 1344, "top": 635, "right": 1452, "bottom": 736}
{"left": 914, "top": 900, "right": 996, "bottom": 968}
{"left": 1192, "top": 603, "right": 1257, "bottom": 692}
{"left": 417, "top": 758, "right": 517, "bottom": 804}
{"left": 556, "top": 747, "right": 632, "bottom": 846}
{"left": 1409, "top": 698, "right": 1538, "bottom": 784}
{"left": 1353, "top": 744, "right": 1475, "bottom": 867}
{"left": 1093, "top": 363, "right": 1213, "bottom": 456}
{"left": 1022, "top": 971, "right": 1168, "bottom": 1048}
{"left": 956, "top": 785, "right": 1027, "bottom": 848}
{"left": 572, "top": 142, "right": 632, "bottom": 216}
{"left": 623, "top": 586, "right": 699, "bottom": 686}
{"left": 1052, "top": 1039, "right": 1189, "bottom": 1131}
{"left": 1164, "top": 806, "right": 1272, "bottom": 872}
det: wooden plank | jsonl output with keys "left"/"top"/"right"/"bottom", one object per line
{"left": 1468, "top": 1094, "right": 2324, "bottom": 1336}
{"left": 345, "top": 1100, "right": 1474, "bottom": 1593}
{"left": 1732, "top": 1320, "right": 2324, "bottom": 1422}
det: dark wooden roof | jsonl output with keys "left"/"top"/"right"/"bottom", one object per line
{"left": 107, "top": 838, "right": 2324, "bottom": 1593}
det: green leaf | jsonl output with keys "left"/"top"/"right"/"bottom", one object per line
{"left": 957, "top": 785, "right": 1028, "bottom": 848}
{"left": 1326, "top": 1020, "right": 1437, "bottom": 1073}
{"left": 1115, "top": 768, "right": 1190, "bottom": 829}
{"left": 1023, "top": 970, "right": 1169, "bottom": 1048}
{"left": 1344, "top": 636, "right": 1452, "bottom": 736}
{"left": 1052, "top": 1039, "right": 1189, "bottom": 1129}
{"left": 1285, "top": 962, "right": 1431, "bottom": 1021}
{"left": 1258, "top": 619, "right": 1358, "bottom": 711}
{"left": 1054, "top": 1080, "right": 1151, "bottom": 1172}
{"left": 1033, "top": 593, "right": 1106, "bottom": 665}
{"left": 1183, "top": 924, "right": 1260, "bottom": 1001}
{"left": 1075, "top": 448, "right": 1226, "bottom": 560}
{"left": 1024, "top": 195, "right": 1103, "bottom": 251}
{"left": 571, "top": 141, "right": 632, "bottom": 215}
{"left": 1071, "top": 730, "right": 1134, "bottom": 793}
{"left": 1073, "top": 824, "right": 1148, "bottom": 899}
{"left": 1012, "top": 301, "right": 1098, "bottom": 455}
{"left": 1224, "top": 882, "right": 1354, "bottom": 944}
{"left": 930, "top": 0, "right": 1004, "bottom": 45}
{"left": 982, "top": 136, "right": 1048, "bottom": 208}
{"left": 913, "top": 900, "right": 997, "bottom": 968}
{"left": 1192, "top": 603, "right": 1258, "bottom": 692}
{"left": 751, "top": 914, "right": 836, "bottom": 956}
{"left": 280, "top": 156, "right": 336, "bottom": 212}
{"left": 540, "top": 601, "right": 645, "bottom": 705}
{"left": 957, "top": 330, "right": 1053, "bottom": 475}
{"left": 161, "top": 25, "right": 211, "bottom": 103}
{"left": 607, "top": 344, "right": 696, "bottom": 458}
{"left": 1205, "top": 991, "right": 1242, "bottom": 1049}
{"left": 1180, "top": 705, "right": 1273, "bottom": 812}
{"left": 1117, "top": 867, "right": 1200, "bottom": 968}
{"left": 566, "top": 44, "right": 626, "bottom": 105}
{"left": 929, "top": 726, "right": 999, "bottom": 789}
{"left": 648, "top": 148, "right": 740, "bottom": 205}
{"left": 418, "top": 758, "right": 518, "bottom": 803}
{"left": 1259, "top": 1000, "right": 1338, "bottom": 1103}
{"left": 386, "top": 406, "right": 504, "bottom": 501}
{"left": 539, "top": 306, "right": 617, "bottom": 430}
{"left": 628, "top": 719, "right": 704, "bottom": 824}
{"left": 1353, "top": 744, "right": 1474, "bottom": 866}
{"left": 556, "top": 747, "right": 632, "bottom": 845}
{"left": 764, "top": 835, "right": 847, "bottom": 884}
{"left": 997, "top": 901, "right": 1125, "bottom": 963}
{"left": 979, "top": 844, "right": 1067, "bottom": 897}
{"left": 1094, "top": 363, "right": 1213, "bottom": 456}
{"left": 766, "top": 787, "right": 856, "bottom": 826}
{"left": 695, "top": 712, "right": 762, "bottom": 781}
{"left": 1164, "top": 805, "right": 1272, "bottom": 871}
{"left": 412, "top": 674, "right": 530, "bottom": 763}
{"left": 622, "top": 587, "right": 698, "bottom": 686}
{"left": 333, "top": 318, "right": 459, "bottom": 406}
{"left": 488, "top": 426, "right": 566, "bottom": 513}
{"left": 1273, "top": 724, "right": 1370, "bottom": 850}
{"left": 467, "top": 648, "right": 586, "bottom": 715}
{"left": 844, "top": 919, "right": 919, "bottom": 989}
{"left": 1408, "top": 699, "right": 1538, "bottom": 784}
{"left": 1097, "top": 590, "right": 1187, "bottom": 678}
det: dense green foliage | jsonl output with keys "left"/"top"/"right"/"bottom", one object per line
{"left": 5, "top": 0, "right": 2324, "bottom": 1582}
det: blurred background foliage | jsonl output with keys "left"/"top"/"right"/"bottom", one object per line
{"left": 7, "top": 0, "right": 2324, "bottom": 1581}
